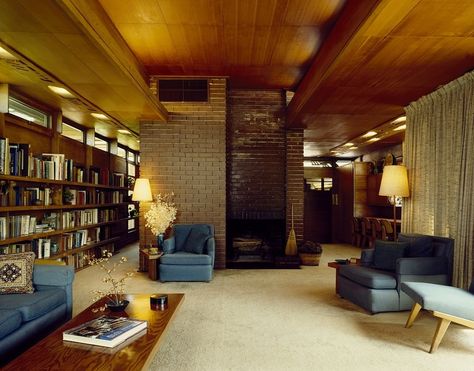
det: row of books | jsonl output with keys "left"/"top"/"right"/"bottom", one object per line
{"left": 32, "top": 238, "right": 60, "bottom": 259}
{"left": 66, "top": 249, "right": 95, "bottom": 269}
{"left": 62, "top": 228, "right": 100, "bottom": 250}
{"left": 0, "top": 243, "right": 31, "bottom": 255}
{"left": 66, "top": 189, "right": 124, "bottom": 205}
{"left": 0, "top": 137, "right": 128, "bottom": 186}
{"left": 0, "top": 214, "right": 58, "bottom": 239}
{"left": 62, "top": 209, "right": 99, "bottom": 229}
{"left": 0, "top": 182, "right": 52, "bottom": 207}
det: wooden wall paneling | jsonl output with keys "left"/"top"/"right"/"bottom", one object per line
{"left": 0, "top": 113, "right": 5, "bottom": 138}
{"left": 4, "top": 117, "right": 51, "bottom": 154}
{"left": 91, "top": 147, "right": 110, "bottom": 170}
{"left": 111, "top": 154, "right": 127, "bottom": 174}
{"left": 59, "top": 137, "right": 87, "bottom": 165}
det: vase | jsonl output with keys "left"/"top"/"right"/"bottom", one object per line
{"left": 107, "top": 300, "right": 129, "bottom": 312}
{"left": 157, "top": 233, "right": 164, "bottom": 249}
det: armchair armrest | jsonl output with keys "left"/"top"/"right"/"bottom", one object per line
{"left": 163, "top": 236, "right": 176, "bottom": 254}
{"left": 33, "top": 264, "right": 74, "bottom": 319}
{"left": 360, "top": 248, "right": 375, "bottom": 266}
{"left": 397, "top": 257, "right": 448, "bottom": 275}
{"left": 204, "top": 237, "right": 216, "bottom": 267}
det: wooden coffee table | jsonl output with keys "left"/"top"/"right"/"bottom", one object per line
{"left": 3, "top": 293, "right": 184, "bottom": 371}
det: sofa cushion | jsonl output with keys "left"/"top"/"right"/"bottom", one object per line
{"left": 339, "top": 265, "right": 397, "bottom": 289}
{"left": 0, "top": 309, "right": 22, "bottom": 338}
{"left": 0, "top": 252, "right": 35, "bottom": 294}
{"left": 373, "top": 241, "right": 408, "bottom": 271}
{"left": 398, "top": 234, "right": 433, "bottom": 257}
{"left": 0, "top": 289, "right": 66, "bottom": 322}
{"left": 183, "top": 227, "right": 211, "bottom": 254}
{"left": 161, "top": 252, "right": 212, "bottom": 266}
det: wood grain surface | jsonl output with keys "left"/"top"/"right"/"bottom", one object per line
{"left": 3, "top": 293, "right": 184, "bottom": 371}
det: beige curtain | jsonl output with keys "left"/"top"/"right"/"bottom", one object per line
{"left": 402, "top": 71, "right": 474, "bottom": 288}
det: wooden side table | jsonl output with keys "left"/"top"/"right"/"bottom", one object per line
{"left": 139, "top": 248, "right": 163, "bottom": 281}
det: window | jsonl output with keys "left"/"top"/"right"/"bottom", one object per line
{"left": 117, "top": 146, "right": 126, "bottom": 159}
{"left": 94, "top": 136, "right": 109, "bottom": 152}
{"left": 61, "top": 122, "right": 84, "bottom": 143}
{"left": 158, "top": 79, "right": 208, "bottom": 102}
{"left": 8, "top": 97, "right": 50, "bottom": 128}
{"left": 307, "top": 178, "right": 333, "bottom": 191}
{"left": 127, "top": 151, "right": 135, "bottom": 163}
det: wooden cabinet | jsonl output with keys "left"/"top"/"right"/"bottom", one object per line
{"left": 367, "top": 174, "right": 391, "bottom": 206}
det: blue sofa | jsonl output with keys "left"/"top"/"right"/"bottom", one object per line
{"left": 0, "top": 264, "right": 74, "bottom": 365}
{"left": 160, "top": 224, "right": 215, "bottom": 282}
{"left": 337, "top": 233, "right": 454, "bottom": 313}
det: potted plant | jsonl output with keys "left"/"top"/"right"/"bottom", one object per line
{"left": 87, "top": 251, "right": 134, "bottom": 312}
{"left": 298, "top": 241, "right": 323, "bottom": 266}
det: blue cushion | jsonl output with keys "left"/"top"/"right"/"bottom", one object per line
{"left": 373, "top": 240, "right": 408, "bottom": 271}
{"left": 398, "top": 234, "right": 433, "bottom": 257}
{"left": 161, "top": 252, "right": 212, "bottom": 266}
{"left": 402, "top": 282, "right": 474, "bottom": 321}
{"left": 339, "top": 265, "right": 397, "bottom": 289}
{"left": 0, "top": 289, "right": 66, "bottom": 322}
{"left": 0, "top": 309, "right": 22, "bottom": 338}
{"left": 183, "top": 227, "right": 210, "bottom": 254}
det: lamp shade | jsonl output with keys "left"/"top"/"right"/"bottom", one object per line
{"left": 379, "top": 165, "right": 410, "bottom": 197}
{"left": 132, "top": 178, "right": 153, "bottom": 201}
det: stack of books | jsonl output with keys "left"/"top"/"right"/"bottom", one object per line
{"left": 63, "top": 316, "right": 147, "bottom": 348}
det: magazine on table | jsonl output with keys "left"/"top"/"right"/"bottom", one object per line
{"left": 63, "top": 316, "right": 147, "bottom": 348}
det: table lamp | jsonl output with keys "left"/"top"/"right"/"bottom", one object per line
{"left": 379, "top": 165, "right": 409, "bottom": 240}
{"left": 132, "top": 178, "right": 153, "bottom": 250}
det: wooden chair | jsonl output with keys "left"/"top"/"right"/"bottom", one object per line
{"left": 351, "top": 217, "right": 362, "bottom": 247}
{"left": 370, "top": 218, "right": 382, "bottom": 248}
{"left": 380, "top": 219, "right": 394, "bottom": 241}
{"left": 360, "top": 217, "right": 372, "bottom": 248}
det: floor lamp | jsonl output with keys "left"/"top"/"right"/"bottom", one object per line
{"left": 132, "top": 178, "right": 153, "bottom": 249}
{"left": 379, "top": 165, "right": 409, "bottom": 241}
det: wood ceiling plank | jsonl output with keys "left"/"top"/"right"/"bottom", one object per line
{"left": 59, "top": 0, "right": 168, "bottom": 121}
{"left": 98, "top": 0, "right": 166, "bottom": 24}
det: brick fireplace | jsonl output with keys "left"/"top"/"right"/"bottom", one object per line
{"left": 140, "top": 82, "right": 303, "bottom": 268}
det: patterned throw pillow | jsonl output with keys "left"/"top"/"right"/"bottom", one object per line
{"left": 0, "top": 252, "right": 35, "bottom": 294}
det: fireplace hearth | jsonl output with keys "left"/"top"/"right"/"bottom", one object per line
{"left": 227, "top": 218, "right": 285, "bottom": 268}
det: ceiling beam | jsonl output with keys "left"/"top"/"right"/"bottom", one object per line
{"left": 287, "top": 0, "right": 382, "bottom": 128}
{"left": 58, "top": 0, "right": 168, "bottom": 122}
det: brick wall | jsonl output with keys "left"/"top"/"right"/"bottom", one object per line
{"left": 140, "top": 78, "right": 227, "bottom": 268}
{"left": 286, "top": 129, "right": 304, "bottom": 243}
{"left": 227, "top": 90, "right": 287, "bottom": 219}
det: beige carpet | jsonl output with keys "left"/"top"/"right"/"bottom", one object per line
{"left": 73, "top": 243, "right": 474, "bottom": 371}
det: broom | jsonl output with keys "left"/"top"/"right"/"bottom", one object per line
{"left": 285, "top": 203, "right": 297, "bottom": 256}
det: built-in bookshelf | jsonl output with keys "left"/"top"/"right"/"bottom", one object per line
{"left": 0, "top": 108, "right": 139, "bottom": 271}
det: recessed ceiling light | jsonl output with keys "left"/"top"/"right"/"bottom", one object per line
{"left": 118, "top": 129, "right": 130, "bottom": 134}
{"left": 48, "top": 85, "right": 75, "bottom": 98}
{"left": 362, "top": 131, "right": 377, "bottom": 138}
{"left": 349, "top": 146, "right": 358, "bottom": 150}
{"left": 392, "top": 116, "right": 406, "bottom": 124}
{"left": 0, "top": 46, "right": 16, "bottom": 60}
{"left": 368, "top": 137, "right": 381, "bottom": 142}
{"left": 343, "top": 143, "right": 354, "bottom": 147}
{"left": 91, "top": 113, "right": 109, "bottom": 120}
{"left": 394, "top": 124, "right": 406, "bottom": 131}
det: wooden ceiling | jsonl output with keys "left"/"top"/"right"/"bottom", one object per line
{"left": 99, "top": 0, "right": 345, "bottom": 89}
{"left": 0, "top": 0, "right": 473, "bottom": 157}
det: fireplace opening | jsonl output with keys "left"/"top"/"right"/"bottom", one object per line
{"left": 226, "top": 218, "right": 285, "bottom": 268}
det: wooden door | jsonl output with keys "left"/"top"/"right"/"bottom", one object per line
{"left": 304, "top": 189, "right": 332, "bottom": 243}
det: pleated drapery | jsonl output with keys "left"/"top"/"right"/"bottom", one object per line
{"left": 402, "top": 71, "right": 474, "bottom": 288}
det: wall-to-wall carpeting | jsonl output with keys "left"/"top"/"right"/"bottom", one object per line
{"left": 73, "top": 244, "right": 474, "bottom": 371}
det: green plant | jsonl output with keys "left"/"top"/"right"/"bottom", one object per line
{"left": 63, "top": 189, "right": 74, "bottom": 204}
{"left": 299, "top": 241, "right": 323, "bottom": 254}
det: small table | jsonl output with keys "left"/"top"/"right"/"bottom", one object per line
{"left": 3, "top": 293, "right": 184, "bottom": 371}
{"left": 328, "top": 260, "right": 359, "bottom": 294}
{"left": 139, "top": 248, "right": 163, "bottom": 281}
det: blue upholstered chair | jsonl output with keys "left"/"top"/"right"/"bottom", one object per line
{"left": 402, "top": 280, "right": 474, "bottom": 353}
{"left": 159, "top": 224, "right": 215, "bottom": 282}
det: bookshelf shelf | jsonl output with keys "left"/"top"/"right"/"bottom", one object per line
{"left": 0, "top": 113, "right": 139, "bottom": 271}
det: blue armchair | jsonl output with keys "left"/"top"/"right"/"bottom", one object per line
{"left": 160, "top": 224, "right": 215, "bottom": 282}
{"left": 337, "top": 233, "right": 454, "bottom": 313}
